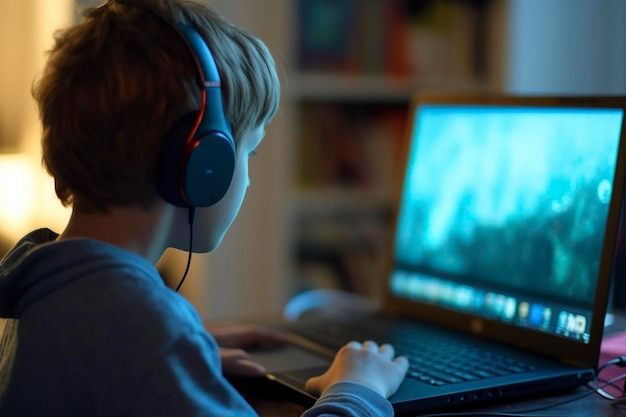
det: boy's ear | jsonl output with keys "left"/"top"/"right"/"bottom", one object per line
{"left": 155, "top": 24, "right": 235, "bottom": 208}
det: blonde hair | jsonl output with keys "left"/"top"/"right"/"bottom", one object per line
{"left": 33, "top": 0, "right": 280, "bottom": 212}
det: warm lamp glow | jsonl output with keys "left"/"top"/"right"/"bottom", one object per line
{"left": 37, "top": 170, "right": 71, "bottom": 233}
{"left": 0, "top": 154, "right": 37, "bottom": 241}
{"left": 0, "top": 0, "right": 74, "bottom": 245}
{"left": 0, "top": 154, "right": 71, "bottom": 243}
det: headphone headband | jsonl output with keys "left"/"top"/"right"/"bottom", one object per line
{"left": 176, "top": 25, "right": 221, "bottom": 85}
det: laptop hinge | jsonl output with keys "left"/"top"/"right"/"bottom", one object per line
{"left": 560, "top": 357, "right": 592, "bottom": 369}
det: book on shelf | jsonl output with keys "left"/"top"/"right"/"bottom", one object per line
{"left": 295, "top": 102, "right": 407, "bottom": 191}
{"left": 296, "top": 0, "right": 491, "bottom": 82}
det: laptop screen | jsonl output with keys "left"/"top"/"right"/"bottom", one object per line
{"left": 389, "top": 101, "right": 625, "bottom": 344}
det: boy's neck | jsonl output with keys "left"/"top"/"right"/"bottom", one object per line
{"left": 57, "top": 204, "right": 174, "bottom": 264}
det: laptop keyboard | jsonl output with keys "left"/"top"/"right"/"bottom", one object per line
{"left": 283, "top": 318, "right": 537, "bottom": 386}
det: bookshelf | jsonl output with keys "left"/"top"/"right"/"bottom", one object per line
{"left": 284, "top": 0, "right": 504, "bottom": 299}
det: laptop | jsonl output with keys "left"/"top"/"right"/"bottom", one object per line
{"left": 246, "top": 93, "right": 626, "bottom": 415}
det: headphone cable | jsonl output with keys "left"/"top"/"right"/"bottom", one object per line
{"left": 175, "top": 207, "right": 196, "bottom": 292}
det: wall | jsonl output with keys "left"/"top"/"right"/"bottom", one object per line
{"left": 506, "top": 0, "right": 626, "bottom": 94}
{"left": 0, "top": 1, "right": 74, "bottom": 244}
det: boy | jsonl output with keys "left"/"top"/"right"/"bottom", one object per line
{"left": 0, "top": 0, "right": 408, "bottom": 416}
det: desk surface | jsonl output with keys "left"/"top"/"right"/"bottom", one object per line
{"left": 233, "top": 311, "right": 626, "bottom": 417}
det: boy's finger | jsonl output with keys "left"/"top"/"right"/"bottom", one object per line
{"left": 228, "top": 359, "right": 267, "bottom": 377}
{"left": 362, "top": 340, "right": 378, "bottom": 351}
{"left": 393, "top": 355, "right": 410, "bottom": 372}
{"left": 378, "top": 343, "right": 396, "bottom": 358}
{"left": 346, "top": 341, "right": 362, "bottom": 350}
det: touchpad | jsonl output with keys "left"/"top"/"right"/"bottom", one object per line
{"left": 248, "top": 344, "right": 331, "bottom": 373}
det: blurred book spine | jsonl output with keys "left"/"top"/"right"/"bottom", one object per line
{"left": 296, "top": 0, "right": 490, "bottom": 82}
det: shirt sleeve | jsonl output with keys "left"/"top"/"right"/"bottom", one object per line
{"left": 128, "top": 330, "right": 257, "bottom": 417}
{"left": 301, "top": 382, "right": 393, "bottom": 417}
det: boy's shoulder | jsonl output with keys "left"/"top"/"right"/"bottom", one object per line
{"left": 6, "top": 234, "right": 204, "bottom": 341}
{"left": 1, "top": 236, "right": 226, "bottom": 417}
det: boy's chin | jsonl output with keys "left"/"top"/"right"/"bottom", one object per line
{"left": 191, "top": 243, "right": 220, "bottom": 254}
{"left": 172, "top": 237, "right": 222, "bottom": 254}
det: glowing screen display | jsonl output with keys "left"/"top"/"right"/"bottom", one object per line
{"left": 390, "top": 104, "right": 624, "bottom": 342}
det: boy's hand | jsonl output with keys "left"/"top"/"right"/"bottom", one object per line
{"left": 205, "top": 323, "right": 287, "bottom": 377}
{"left": 218, "top": 347, "right": 267, "bottom": 377}
{"left": 206, "top": 322, "right": 287, "bottom": 349}
{"left": 305, "top": 341, "right": 409, "bottom": 398}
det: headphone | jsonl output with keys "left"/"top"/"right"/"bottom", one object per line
{"left": 156, "top": 24, "right": 236, "bottom": 208}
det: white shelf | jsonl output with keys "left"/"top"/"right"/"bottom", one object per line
{"left": 286, "top": 72, "right": 493, "bottom": 102}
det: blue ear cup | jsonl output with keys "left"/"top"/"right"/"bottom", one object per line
{"left": 156, "top": 24, "right": 235, "bottom": 208}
